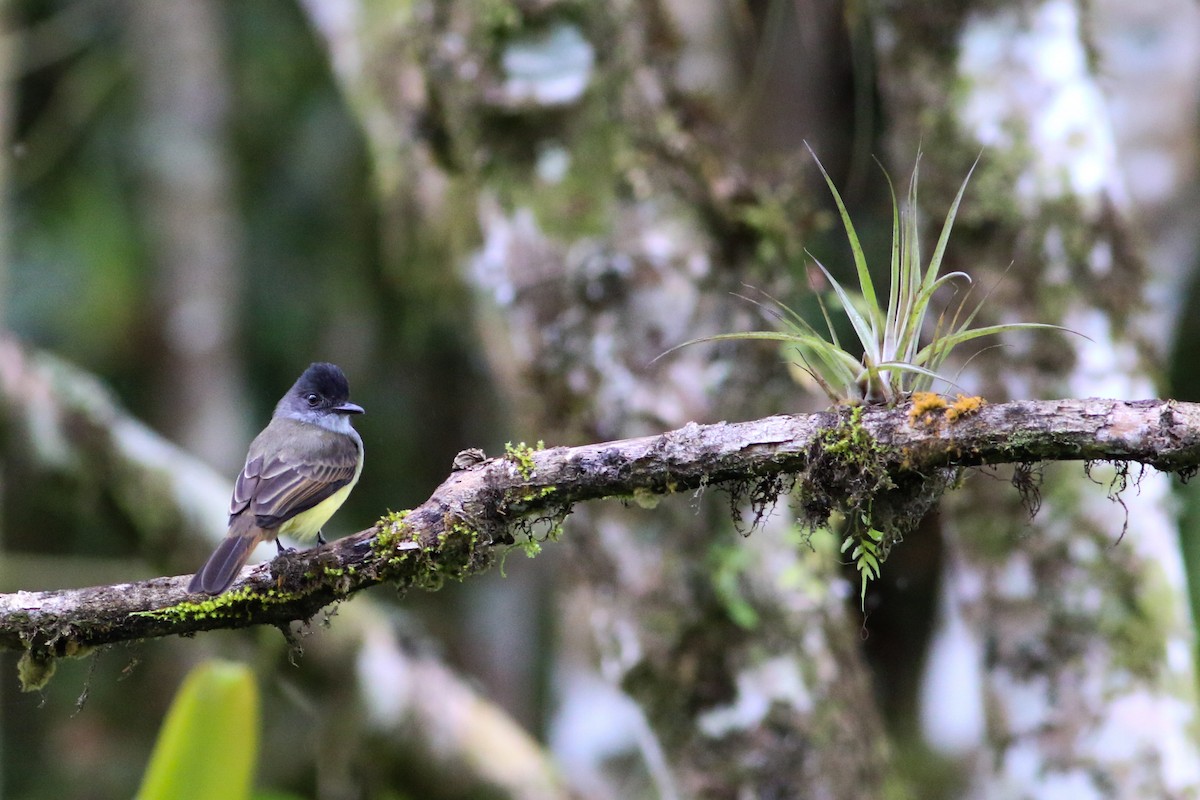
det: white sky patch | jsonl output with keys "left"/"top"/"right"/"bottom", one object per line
{"left": 1001, "top": 740, "right": 1045, "bottom": 791}
{"left": 502, "top": 22, "right": 594, "bottom": 106}
{"left": 697, "top": 656, "right": 811, "bottom": 738}
{"left": 957, "top": 0, "right": 1122, "bottom": 212}
{"left": 995, "top": 554, "right": 1036, "bottom": 600}
{"left": 995, "top": 672, "right": 1052, "bottom": 734}
{"left": 1084, "top": 693, "right": 1200, "bottom": 792}
{"left": 550, "top": 669, "right": 645, "bottom": 766}
{"left": 300, "top": 0, "right": 365, "bottom": 82}
{"left": 1040, "top": 226, "right": 1071, "bottom": 286}
{"left": 1037, "top": 770, "right": 1104, "bottom": 800}
{"left": 1168, "top": 638, "right": 1192, "bottom": 676}
{"left": 920, "top": 570, "right": 985, "bottom": 754}
{"left": 471, "top": 200, "right": 539, "bottom": 307}
{"left": 1060, "top": 306, "right": 1156, "bottom": 400}
{"left": 535, "top": 142, "right": 571, "bottom": 184}
{"left": 1088, "top": 239, "right": 1113, "bottom": 277}
{"left": 1079, "top": 465, "right": 1186, "bottom": 593}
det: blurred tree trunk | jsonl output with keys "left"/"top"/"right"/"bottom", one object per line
{"left": 305, "top": 2, "right": 886, "bottom": 797}
{"left": 126, "top": 0, "right": 248, "bottom": 472}
{"left": 874, "top": 0, "right": 1200, "bottom": 796}
{"left": 304, "top": 0, "right": 1200, "bottom": 797}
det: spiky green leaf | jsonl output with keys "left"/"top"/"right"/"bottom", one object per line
{"left": 807, "top": 143, "right": 883, "bottom": 333}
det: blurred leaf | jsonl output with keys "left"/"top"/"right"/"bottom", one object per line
{"left": 136, "top": 660, "right": 259, "bottom": 800}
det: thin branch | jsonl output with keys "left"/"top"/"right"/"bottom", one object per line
{"left": 5, "top": 397, "right": 1199, "bottom": 668}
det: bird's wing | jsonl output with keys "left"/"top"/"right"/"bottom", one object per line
{"left": 230, "top": 435, "right": 359, "bottom": 529}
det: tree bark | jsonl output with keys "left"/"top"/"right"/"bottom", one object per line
{"left": 874, "top": 1, "right": 1200, "bottom": 795}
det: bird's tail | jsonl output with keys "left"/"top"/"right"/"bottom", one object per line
{"left": 188, "top": 517, "right": 267, "bottom": 595}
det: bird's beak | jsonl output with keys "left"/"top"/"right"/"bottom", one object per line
{"left": 336, "top": 402, "right": 365, "bottom": 415}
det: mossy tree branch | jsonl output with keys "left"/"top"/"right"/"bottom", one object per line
{"left": 6, "top": 396, "right": 1199, "bottom": 680}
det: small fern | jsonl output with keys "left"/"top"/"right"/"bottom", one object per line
{"left": 841, "top": 523, "right": 885, "bottom": 610}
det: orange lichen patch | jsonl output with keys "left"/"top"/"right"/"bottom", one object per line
{"left": 946, "top": 394, "right": 986, "bottom": 422}
{"left": 908, "top": 391, "right": 948, "bottom": 428}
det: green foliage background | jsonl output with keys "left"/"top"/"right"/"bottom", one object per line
{"left": 5, "top": 2, "right": 506, "bottom": 797}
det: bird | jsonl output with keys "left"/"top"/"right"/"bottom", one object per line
{"left": 188, "top": 362, "right": 364, "bottom": 595}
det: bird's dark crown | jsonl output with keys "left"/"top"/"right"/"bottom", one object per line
{"left": 293, "top": 362, "right": 351, "bottom": 404}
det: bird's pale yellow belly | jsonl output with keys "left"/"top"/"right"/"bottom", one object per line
{"left": 277, "top": 469, "right": 361, "bottom": 543}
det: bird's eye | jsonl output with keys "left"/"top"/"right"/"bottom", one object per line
{"left": 305, "top": 393, "right": 320, "bottom": 407}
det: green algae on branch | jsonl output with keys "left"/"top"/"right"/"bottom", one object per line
{"left": 130, "top": 584, "right": 288, "bottom": 625}
{"left": 500, "top": 442, "right": 561, "bottom": 511}
{"left": 408, "top": 519, "right": 490, "bottom": 591}
{"left": 371, "top": 509, "right": 421, "bottom": 565}
{"left": 817, "top": 405, "right": 889, "bottom": 466}
{"left": 136, "top": 510, "right": 430, "bottom": 629}
{"left": 504, "top": 440, "right": 545, "bottom": 480}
